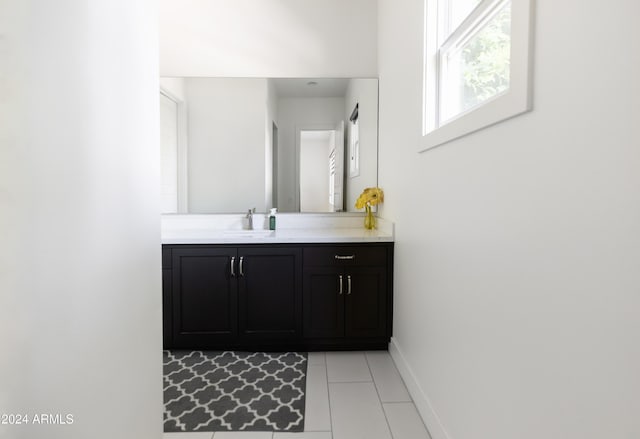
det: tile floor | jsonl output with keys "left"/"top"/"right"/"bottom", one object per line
{"left": 164, "top": 351, "right": 431, "bottom": 439}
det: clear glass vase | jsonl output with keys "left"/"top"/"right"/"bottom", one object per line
{"left": 364, "top": 204, "right": 376, "bottom": 230}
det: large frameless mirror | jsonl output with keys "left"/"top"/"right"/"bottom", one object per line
{"left": 160, "top": 77, "right": 378, "bottom": 214}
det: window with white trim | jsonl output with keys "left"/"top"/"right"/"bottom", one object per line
{"left": 421, "top": 0, "right": 533, "bottom": 151}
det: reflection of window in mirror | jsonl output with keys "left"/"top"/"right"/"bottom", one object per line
{"left": 349, "top": 103, "right": 360, "bottom": 178}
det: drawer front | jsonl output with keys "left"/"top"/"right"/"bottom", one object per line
{"left": 304, "top": 246, "right": 387, "bottom": 267}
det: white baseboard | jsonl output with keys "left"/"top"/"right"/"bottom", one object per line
{"left": 389, "top": 337, "right": 451, "bottom": 439}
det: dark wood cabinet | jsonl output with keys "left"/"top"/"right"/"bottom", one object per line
{"left": 302, "top": 266, "right": 345, "bottom": 338}
{"left": 303, "top": 245, "right": 391, "bottom": 349}
{"left": 166, "top": 245, "right": 301, "bottom": 349}
{"left": 171, "top": 247, "right": 238, "bottom": 347}
{"left": 163, "top": 242, "right": 392, "bottom": 350}
{"left": 237, "top": 247, "right": 302, "bottom": 341}
{"left": 344, "top": 266, "right": 387, "bottom": 338}
{"left": 162, "top": 247, "right": 173, "bottom": 348}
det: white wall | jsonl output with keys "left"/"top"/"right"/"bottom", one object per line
{"left": 185, "top": 78, "right": 267, "bottom": 213}
{"left": 276, "top": 97, "right": 345, "bottom": 212}
{"left": 159, "top": 0, "right": 378, "bottom": 77}
{"left": 378, "top": 1, "right": 640, "bottom": 439}
{"left": 0, "top": 1, "right": 162, "bottom": 438}
{"left": 345, "top": 78, "right": 379, "bottom": 211}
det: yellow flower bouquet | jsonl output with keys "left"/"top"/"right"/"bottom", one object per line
{"left": 355, "top": 187, "right": 384, "bottom": 229}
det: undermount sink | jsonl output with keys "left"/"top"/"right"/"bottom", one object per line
{"left": 222, "top": 229, "right": 275, "bottom": 238}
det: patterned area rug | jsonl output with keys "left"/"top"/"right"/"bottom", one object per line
{"left": 163, "top": 351, "right": 307, "bottom": 432}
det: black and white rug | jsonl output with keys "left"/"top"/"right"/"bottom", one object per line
{"left": 163, "top": 351, "right": 307, "bottom": 432}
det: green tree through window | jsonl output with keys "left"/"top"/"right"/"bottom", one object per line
{"left": 461, "top": 3, "right": 511, "bottom": 110}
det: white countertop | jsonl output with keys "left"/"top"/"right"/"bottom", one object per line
{"left": 161, "top": 213, "right": 394, "bottom": 244}
{"left": 162, "top": 227, "right": 393, "bottom": 244}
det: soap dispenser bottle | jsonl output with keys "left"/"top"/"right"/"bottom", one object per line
{"left": 269, "top": 208, "right": 277, "bottom": 230}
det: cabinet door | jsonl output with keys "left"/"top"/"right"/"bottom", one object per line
{"left": 345, "top": 266, "right": 387, "bottom": 338}
{"left": 303, "top": 266, "right": 345, "bottom": 338}
{"left": 172, "top": 247, "right": 238, "bottom": 347}
{"left": 238, "top": 247, "right": 302, "bottom": 340}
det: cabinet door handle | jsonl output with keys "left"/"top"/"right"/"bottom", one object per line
{"left": 338, "top": 275, "right": 343, "bottom": 295}
{"left": 335, "top": 254, "right": 355, "bottom": 260}
{"left": 347, "top": 275, "right": 352, "bottom": 295}
{"left": 230, "top": 256, "right": 236, "bottom": 277}
{"left": 239, "top": 256, "right": 244, "bottom": 277}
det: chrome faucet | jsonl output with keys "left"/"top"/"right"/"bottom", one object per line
{"left": 246, "top": 208, "right": 255, "bottom": 229}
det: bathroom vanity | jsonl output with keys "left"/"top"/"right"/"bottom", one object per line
{"left": 159, "top": 77, "right": 389, "bottom": 351}
{"left": 161, "top": 214, "right": 394, "bottom": 351}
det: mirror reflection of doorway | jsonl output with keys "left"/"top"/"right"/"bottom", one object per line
{"left": 299, "top": 130, "right": 332, "bottom": 212}
{"left": 160, "top": 92, "right": 179, "bottom": 214}
{"left": 299, "top": 123, "right": 344, "bottom": 212}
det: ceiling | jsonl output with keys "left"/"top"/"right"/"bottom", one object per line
{"left": 271, "top": 78, "right": 350, "bottom": 98}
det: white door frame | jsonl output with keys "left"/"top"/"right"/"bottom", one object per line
{"left": 160, "top": 87, "right": 188, "bottom": 213}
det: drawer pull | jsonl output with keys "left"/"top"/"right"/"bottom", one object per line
{"left": 230, "top": 256, "right": 236, "bottom": 277}
{"left": 335, "top": 254, "right": 355, "bottom": 260}
{"left": 338, "top": 275, "right": 343, "bottom": 295}
{"left": 239, "top": 256, "right": 244, "bottom": 277}
{"left": 347, "top": 275, "right": 352, "bottom": 295}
